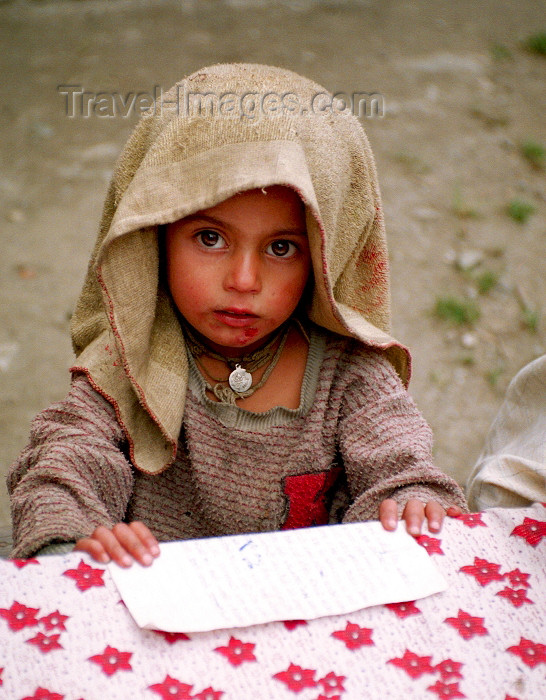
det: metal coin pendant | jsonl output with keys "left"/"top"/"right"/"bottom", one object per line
{"left": 228, "top": 364, "right": 252, "bottom": 393}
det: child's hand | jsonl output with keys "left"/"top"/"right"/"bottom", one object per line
{"left": 379, "top": 498, "right": 462, "bottom": 536}
{"left": 74, "top": 522, "right": 160, "bottom": 567}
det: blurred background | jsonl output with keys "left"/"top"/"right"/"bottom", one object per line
{"left": 1, "top": 0, "right": 544, "bottom": 534}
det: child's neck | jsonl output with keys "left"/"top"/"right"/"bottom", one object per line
{"left": 188, "top": 322, "right": 289, "bottom": 363}
{"left": 194, "top": 324, "right": 310, "bottom": 413}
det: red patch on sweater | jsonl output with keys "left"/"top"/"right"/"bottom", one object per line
{"left": 281, "top": 468, "right": 341, "bottom": 530}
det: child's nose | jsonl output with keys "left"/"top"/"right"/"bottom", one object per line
{"left": 224, "top": 252, "right": 261, "bottom": 294}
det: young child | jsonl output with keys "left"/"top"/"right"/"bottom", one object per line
{"left": 8, "top": 64, "right": 466, "bottom": 566}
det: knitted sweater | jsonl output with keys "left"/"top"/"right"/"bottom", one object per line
{"left": 8, "top": 329, "right": 466, "bottom": 558}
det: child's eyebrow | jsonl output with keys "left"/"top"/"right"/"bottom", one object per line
{"left": 271, "top": 228, "right": 308, "bottom": 237}
{"left": 180, "top": 213, "right": 307, "bottom": 237}
{"left": 180, "top": 213, "right": 227, "bottom": 228}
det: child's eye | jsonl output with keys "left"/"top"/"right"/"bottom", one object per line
{"left": 267, "top": 240, "right": 297, "bottom": 258}
{"left": 196, "top": 229, "right": 226, "bottom": 248}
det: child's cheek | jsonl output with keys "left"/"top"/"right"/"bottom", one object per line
{"left": 275, "top": 278, "right": 307, "bottom": 313}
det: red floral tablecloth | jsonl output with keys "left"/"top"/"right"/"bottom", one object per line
{"left": 1, "top": 503, "right": 545, "bottom": 699}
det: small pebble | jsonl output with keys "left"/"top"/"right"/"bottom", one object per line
{"left": 461, "top": 332, "right": 477, "bottom": 349}
{"left": 456, "top": 249, "right": 483, "bottom": 270}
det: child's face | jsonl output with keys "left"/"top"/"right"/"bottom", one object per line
{"left": 165, "top": 185, "right": 311, "bottom": 355}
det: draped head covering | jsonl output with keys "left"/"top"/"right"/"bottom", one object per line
{"left": 70, "top": 63, "right": 411, "bottom": 474}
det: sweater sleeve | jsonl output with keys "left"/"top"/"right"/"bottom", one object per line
{"left": 7, "top": 373, "right": 134, "bottom": 558}
{"left": 337, "top": 347, "right": 467, "bottom": 523}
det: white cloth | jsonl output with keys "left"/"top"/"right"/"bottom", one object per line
{"left": 466, "top": 355, "right": 546, "bottom": 510}
{"left": 2, "top": 504, "right": 545, "bottom": 699}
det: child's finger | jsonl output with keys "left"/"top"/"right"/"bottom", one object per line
{"left": 446, "top": 505, "right": 463, "bottom": 517}
{"left": 379, "top": 498, "right": 398, "bottom": 530}
{"left": 424, "top": 501, "right": 445, "bottom": 533}
{"left": 111, "top": 523, "right": 155, "bottom": 567}
{"left": 73, "top": 536, "right": 111, "bottom": 564}
{"left": 89, "top": 525, "right": 134, "bottom": 567}
{"left": 403, "top": 499, "right": 426, "bottom": 536}
{"left": 128, "top": 521, "right": 161, "bottom": 558}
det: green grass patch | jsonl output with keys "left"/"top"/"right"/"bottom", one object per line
{"left": 520, "top": 139, "right": 545, "bottom": 169}
{"left": 434, "top": 296, "right": 481, "bottom": 325}
{"left": 507, "top": 199, "right": 535, "bottom": 223}
{"left": 476, "top": 270, "right": 499, "bottom": 295}
{"left": 521, "top": 307, "right": 539, "bottom": 333}
{"left": 524, "top": 32, "right": 546, "bottom": 55}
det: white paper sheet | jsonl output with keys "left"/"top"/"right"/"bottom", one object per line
{"left": 109, "top": 521, "right": 447, "bottom": 633}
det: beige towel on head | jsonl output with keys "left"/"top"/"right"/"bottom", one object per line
{"left": 70, "top": 63, "right": 411, "bottom": 475}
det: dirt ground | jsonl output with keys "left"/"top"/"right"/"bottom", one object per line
{"left": 0, "top": 0, "right": 544, "bottom": 532}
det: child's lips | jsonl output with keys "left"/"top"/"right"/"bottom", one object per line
{"left": 213, "top": 309, "right": 259, "bottom": 328}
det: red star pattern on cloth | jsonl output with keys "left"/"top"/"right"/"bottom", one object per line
{"left": 193, "top": 687, "right": 225, "bottom": 700}
{"left": 416, "top": 535, "right": 444, "bottom": 555}
{"left": 506, "top": 637, "right": 546, "bottom": 668}
{"left": 434, "top": 659, "right": 464, "bottom": 680}
{"left": 21, "top": 689, "right": 63, "bottom": 700}
{"left": 387, "top": 649, "right": 435, "bottom": 679}
{"left": 496, "top": 587, "right": 533, "bottom": 607}
{"left": 88, "top": 645, "right": 133, "bottom": 676}
{"left": 63, "top": 560, "right": 105, "bottom": 592}
{"left": 2, "top": 502, "right": 545, "bottom": 698}
{"left": 26, "top": 632, "right": 63, "bottom": 653}
{"left": 459, "top": 557, "right": 504, "bottom": 586}
{"left": 318, "top": 671, "right": 346, "bottom": 694}
{"left": 214, "top": 636, "right": 257, "bottom": 666}
{"left": 444, "top": 610, "right": 488, "bottom": 640}
{"left": 283, "top": 619, "right": 308, "bottom": 630}
{"left": 151, "top": 630, "right": 190, "bottom": 644}
{"left": 331, "top": 621, "right": 374, "bottom": 650}
{"left": 510, "top": 518, "right": 546, "bottom": 546}
{"left": 39, "top": 610, "right": 69, "bottom": 632}
{"left": 273, "top": 663, "right": 317, "bottom": 692}
{"left": 504, "top": 568, "right": 531, "bottom": 589}
{"left": 11, "top": 558, "right": 40, "bottom": 569}
{"left": 454, "top": 513, "right": 486, "bottom": 528}
{"left": 148, "top": 675, "right": 193, "bottom": 699}
{"left": 0, "top": 601, "right": 40, "bottom": 631}
{"left": 384, "top": 601, "right": 421, "bottom": 618}
{"left": 427, "top": 680, "right": 466, "bottom": 699}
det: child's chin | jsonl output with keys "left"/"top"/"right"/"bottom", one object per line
{"left": 226, "top": 328, "right": 262, "bottom": 348}
{"left": 213, "top": 327, "right": 273, "bottom": 354}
